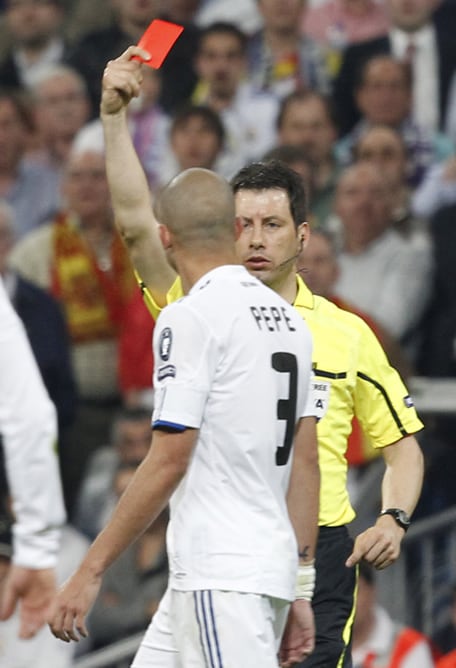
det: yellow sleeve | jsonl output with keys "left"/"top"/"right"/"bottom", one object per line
{"left": 135, "top": 271, "right": 184, "bottom": 319}
{"left": 354, "top": 319, "right": 424, "bottom": 448}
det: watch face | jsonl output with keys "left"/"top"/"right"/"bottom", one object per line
{"left": 396, "top": 510, "right": 410, "bottom": 526}
{"left": 382, "top": 508, "right": 410, "bottom": 529}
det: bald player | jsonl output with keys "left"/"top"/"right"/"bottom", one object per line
{"left": 95, "top": 47, "right": 425, "bottom": 668}
{"left": 48, "top": 167, "right": 320, "bottom": 668}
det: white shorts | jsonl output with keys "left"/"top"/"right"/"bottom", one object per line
{"left": 131, "top": 587, "right": 290, "bottom": 668}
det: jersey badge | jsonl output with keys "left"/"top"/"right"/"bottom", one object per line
{"left": 312, "top": 380, "right": 330, "bottom": 420}
{"left": 403, "top": 395, "right": 414, "bottom": 408}
{"left": 159, "top": 327, "right": 173, "bottom": 361}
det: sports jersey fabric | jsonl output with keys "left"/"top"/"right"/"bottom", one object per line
{"left": 140, "top": 271, "right": 423, "bottom": 528}
{"left": 152, "top": 265, "right": 314, "bottom": 602}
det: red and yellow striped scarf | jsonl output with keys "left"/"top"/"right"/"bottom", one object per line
{"left": 51, "top": 213, "right": 135, "bottom": 343}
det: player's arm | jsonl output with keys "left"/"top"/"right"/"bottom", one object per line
{"left": 346, "top": 434, "right": 423, "bottom": 570}
{"left": 48, "top": 427, "right": 198, "bottom": 642}
{"left": 100, "top": 46, "right": 177, "bottom": 306}
{"left": 287, "top": 416, "right": 320, "bottom": 566}
{"left": 0, "top": 290, "right": 65, "bottom": 638}
{"left": 280, "top": 415, "right": 320, "bottom": 667}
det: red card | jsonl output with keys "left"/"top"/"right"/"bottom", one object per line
{"left": 135, "top": 19, "right": 184, "bottom": 69}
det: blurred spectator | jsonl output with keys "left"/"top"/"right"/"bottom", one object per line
{"left": 334, "top": 0, "right": 456, "bottom": 136}
{"left": 445, "top": 71, "right": 456, "bottom": 146}
{"left": 437, "top": 650, "right": 456, "bottom": 668}
{"left": 0, "top": 0, "right": 68, "bottom": 90}
{"left": 30, "top": 64, "right": 91, "bottom": 169}
{"left": 332, "top": 163, "right": 433, "bottom": 344}
{"left": 193, "top": 22, "right": 278, "bottom": 175}
{"left": 247, "top": 0, "right": 330, "bottom": 99}
{"left": 158, "top": 104, "right": 225, "bottom": 186}
{"left": 415, "top": 203, "right": 456, "bottom": 516}
{"left": 73, "top": 66, "right": 169, "bottom": 191}
{"left": 195, "top": 0, "right": 262, "bottom": 33}
{"left": 336, "top": 55, "right": 454, "bottom": 187}
{"left": 118, "top": 287, "right": 155, "bottom": 409}
{"left": 0, "top": 88, "right": 61, "bottom": 238}
{"left": 300, "top": 228, "right": 413, "bottom": 379}
{"left": 303, "top": 0, "right": 390, "bottom": 77}
{"left": 262, "top": 143, "right": 316, "bottom": 221}
{"left": 162, "top": 0, "right": 201, "bottom": 25}
{"left": 433, "top": 583, "right": 456, "bottom": 656}
{"left": 276, "top": 90, "right": 341, "bottom": 227}
{"left": 262, "top": 142, "right": 314, "bottom": 184}
{"left": 352, "top": 561, "right": 435, "bottom": 668}
{"left": 412, "top": 156, "right": 456, "bottom": 219}
{"left": 75, "top": 407, "right": 152, "bottom": 540}
{"left": 0, "top": 198, "right": 76, "bottom": 432}
{"left": 87, "top": 461, "right": 168, "bottom": 650}
{"left": 63, "top": 0, "right": 112, "bottom": 45}
{"left": 9, "top": 148, "right": 136, "bottom": 513}
{"left": 66, "top": 0, "right": 199, "bottom": 115}
{"left": 298, "top": 229, "right": 412, "bottom": 503}
{"left": 352, "top": 124, "right": 431, "bottom": 242}
{"left": 418, "top": 203, "right": 456, "bottom": 378}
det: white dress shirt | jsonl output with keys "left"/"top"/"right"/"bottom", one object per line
{"left": 390, "top": 24, "right": 439, "bottom": 132}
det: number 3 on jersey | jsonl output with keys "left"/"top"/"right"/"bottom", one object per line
{"left": 272, "top": 352, "right": 298, "bottom": 466}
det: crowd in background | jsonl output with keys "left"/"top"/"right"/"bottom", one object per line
{"left": 0, "top": 0, "right": 456, "bottom": 664}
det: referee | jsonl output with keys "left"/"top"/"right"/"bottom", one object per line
{"left": 100, "top": 47, "right": 424, "bottom": 668}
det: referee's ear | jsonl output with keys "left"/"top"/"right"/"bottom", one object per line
{"left": 297, "top": 221, "right": 310, "bottom": 250}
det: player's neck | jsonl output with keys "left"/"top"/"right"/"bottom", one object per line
{"left": 177, "top": 251, "right": 239, "bottom": 294}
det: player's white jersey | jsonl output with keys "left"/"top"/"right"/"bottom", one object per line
{"left": 152, "top": 265, "right": 314, "bottom": 602}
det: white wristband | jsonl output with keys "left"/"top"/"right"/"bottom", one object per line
{"left": 295, "top": 561, "right": 316, "bottom": 601}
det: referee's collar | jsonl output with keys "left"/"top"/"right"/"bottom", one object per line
{"left": 294, "top": 274, "right": 315, "bottom": 310}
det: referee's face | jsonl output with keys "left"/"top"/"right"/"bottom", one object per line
{"left": 235, "top": 188, "right": 303, "bottom": 292}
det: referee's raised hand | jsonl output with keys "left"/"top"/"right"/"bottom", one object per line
{"left": 100, "top": 46, "right": 150, "bottom": 116}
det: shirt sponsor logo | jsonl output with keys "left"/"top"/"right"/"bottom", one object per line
{"left": 404, "top": 395, "right": 414, "bottom": 408}
{"left": 159, "top": 327, "right": 173, "bottom": 361}
{"left": 157, "top": 364, "right": 176, "bottom": 381}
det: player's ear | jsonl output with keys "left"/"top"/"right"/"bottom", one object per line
{"left": 234, "top": 216, "right": 243, "bottom": 240}
{"left": 158, "top": 223, "right": 172, "bottom": 250}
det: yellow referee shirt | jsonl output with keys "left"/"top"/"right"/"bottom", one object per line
{"left": 139, "top": 273, "right": 423, "bottom": 527}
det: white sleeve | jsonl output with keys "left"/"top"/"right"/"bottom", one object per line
{"left": 152, "top": 302, "right": 217, "bottom": 430}
{"left": 0, "top": 281, "right": 65, "bottom": 569}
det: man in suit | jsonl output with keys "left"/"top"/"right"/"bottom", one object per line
{"left": 0, "top": 0, "right": 68, "bottom": 91}
{"left": 333, "top": 0, "right": 456, "bottom": 135}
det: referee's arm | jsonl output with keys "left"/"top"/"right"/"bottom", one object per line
{"left": 346, "top": 434, "right": 423, "bottom": 570}
{"left": 101, "top": 46, "right": 177, "bottom": 304}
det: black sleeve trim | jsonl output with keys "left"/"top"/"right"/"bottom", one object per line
{"left": 357, "top": 371, "right": 408, "bottom": 437}
{"left": 314, "top": 369, "right": 348, "bottom": 380}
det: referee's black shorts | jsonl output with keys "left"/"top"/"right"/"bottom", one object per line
{"left": 298, "top": 525, "right": 357, "bottom": 668}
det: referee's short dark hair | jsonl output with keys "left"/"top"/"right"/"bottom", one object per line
{"left": 231, "top": 160, "right": 308, "bottom": 228}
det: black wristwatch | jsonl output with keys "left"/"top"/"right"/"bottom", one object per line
{"left": 379, "top": 508, "right": 411, "bottom": 532}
